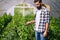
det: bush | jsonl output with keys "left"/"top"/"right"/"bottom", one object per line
{"left": 0, "top": 13, "right": 12, "bottom": 39}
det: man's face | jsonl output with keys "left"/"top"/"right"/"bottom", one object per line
{"left": 35, "top": 1, "right": 42, "bottom": 9}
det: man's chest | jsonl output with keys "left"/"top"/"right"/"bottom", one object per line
{"left": 35, "top": 10, "right": 45, "bottom": 19}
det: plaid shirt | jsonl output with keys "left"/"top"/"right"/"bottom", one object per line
{"left": 34, "top": 6, "right": 49, "bottom": 32}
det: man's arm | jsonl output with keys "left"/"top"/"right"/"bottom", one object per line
{"left": 26, "top": 20, "right": 35, "bottom": 25}
{"left": 26, "top": 12, "right": 36, "bottom": 25}
{"left": 45, "top": 22, "right": 49, "bottom": 32}
{"left": 43, "top": 22, "right": 49, "bottom": 37}
{"left": 45, "top": 11, "right": 49, "bottom": 32}
{"left": 43, "top": 10, "right": 49, "bottom": 37}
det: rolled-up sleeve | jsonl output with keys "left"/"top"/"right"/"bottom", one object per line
{"left": 45, "top": 10, "right": 50, "bottom": 23}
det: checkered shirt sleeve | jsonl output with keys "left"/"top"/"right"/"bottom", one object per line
{"left": 44, "top": 10, "right": 49, "bottom": 23}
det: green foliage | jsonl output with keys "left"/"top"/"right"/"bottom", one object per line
{"left": 0, "top": 13, "right": 12, "bottom": 40}
{"left": 47, "top": 17, "right": 60, "bottom": 40}
{"left": 0, "top": 13, "right": 35, "bottom": 40}
{"left": 0, "top": 13, "right": 12, "bottom": 33}
{"left": 0, "top": 13, "right": 60, "bottom": 40}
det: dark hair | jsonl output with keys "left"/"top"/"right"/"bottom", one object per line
{"left": 34, "top": 0, "right": 42, "bottom": 3}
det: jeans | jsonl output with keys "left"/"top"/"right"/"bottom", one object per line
{"left": 35, "top": 31, "right": 46, "bottom": 40}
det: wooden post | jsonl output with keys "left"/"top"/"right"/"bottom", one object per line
{"left": 23, "top": 0, "right": 26, "bottom": 16}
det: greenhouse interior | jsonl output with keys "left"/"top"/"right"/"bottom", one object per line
{"left": 0, "top": 0, "right": 60, "bottom": 40}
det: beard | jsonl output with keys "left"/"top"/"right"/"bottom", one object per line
{"left": 37, "top": 5, "right": 42, "bottom": 10}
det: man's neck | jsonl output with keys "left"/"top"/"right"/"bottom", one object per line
{"left": 37, "top": 4, "right": 46, "bottom": 10}
{"left": 37, "top": 4, "right": 42, "bottom": 10}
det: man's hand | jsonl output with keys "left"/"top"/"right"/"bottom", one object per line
{"left": 26, "top": 20, "right": 35, "bottom": 25}
{"left": 43, "top": 31, "right": 47, "bottom": 37}
{"left": 43, "top": 22, "right": 49, "bottom": 37}
{"left": 26, "top": 21, "right": 31, "bottom": 25}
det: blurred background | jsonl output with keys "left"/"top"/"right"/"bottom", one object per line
{"left": 0, "top": 0, "right": 60, "bottom": 18}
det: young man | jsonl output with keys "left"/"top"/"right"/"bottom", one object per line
{"left": 26, "top": 0, "right": 49, "bottom": 40}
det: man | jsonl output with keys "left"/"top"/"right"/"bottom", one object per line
{"left": 26, "top": 0, "right": 50, "bottom": 40}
